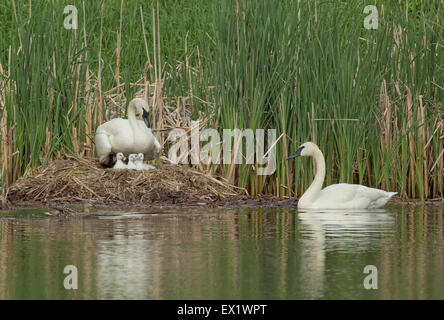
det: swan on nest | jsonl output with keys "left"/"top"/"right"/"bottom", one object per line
{"left": 287, "top": 142, "right": 397, "bottom": 210}
{"left": 113, "top": 152, "right": 127, "bottom": 170}
{"left": 127, "top": 154, "right": 137, "bottom": 170}
{"left": 135, "top": 153, "right": 144, "bottom": 170}
{"left": 95, "top": 98, "right": 162, "bottom": 167}
{"left": 136, "top": 153, "right": 156, "bottom": 170}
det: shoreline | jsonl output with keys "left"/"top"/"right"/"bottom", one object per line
{"left": 2, "top": 196, "right": 442, "bottom": 213}
{"left": 2, "top": 158, "right": 442, "bottom": 213}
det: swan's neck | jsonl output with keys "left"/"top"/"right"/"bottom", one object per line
{"left": 299, "top": 148, "right": 325, "bottom": 205}
{"left": 127, "top": 101, "right": 139, "bottom": 130}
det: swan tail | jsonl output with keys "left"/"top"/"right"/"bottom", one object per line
{"left": 152, "top": 138, "right": 162, "bottom": 158}
{"left": 386, "top": 192, "right": 397, "bottom": 202}
{"left": 95, "top": 132, "right": 114, "bottom": 167}
{"left": 371, "top": 191, "right": 397, "bottom": 208}
{"left": 154, "top": 139, "right": 162, "bottom": 153}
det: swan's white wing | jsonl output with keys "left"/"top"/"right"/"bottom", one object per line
{"left": 97, "top": 118, "right": 131, "bottom": 137}
{"left": 97, "top": 119, "right": 138, "bottom": 155}
{"left": 95, "top": 118, "right": 162, "bottom": 162}
{"left": 314, "top": 184, "right": 395, "bottom": 209}
{"left": 317, "top": 184, "right": 359, "bottom": 199}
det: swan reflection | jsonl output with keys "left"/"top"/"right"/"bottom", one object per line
{"left": 297, "top": 209, "right": 395, "bottom": 298}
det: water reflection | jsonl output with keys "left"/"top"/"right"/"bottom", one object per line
{"left": 297, "top": 210, "right": 395, "bottom": 299}
{"left": 0, "top": 205, "right": 443, "bottom": 299}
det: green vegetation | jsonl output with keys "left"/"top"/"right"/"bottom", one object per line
{"left": 1, "top": 0, "right": 443, "bottom": 201}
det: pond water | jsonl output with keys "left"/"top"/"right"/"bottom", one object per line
{"left": 0, "top": 204, "right": 443, "bottom": 299}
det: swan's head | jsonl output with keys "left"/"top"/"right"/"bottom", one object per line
{"left": 129, "top": 154, "right": 137, "bottom": 162}
{"left": 116, "top": 152, "right": 124, "bottom": 161}
{"left": 131, "top": 98, "right": 151, "bottom": 128}
{"left": 287, "top": 142, "right": 319, "bottom": 159}
{"left": 137, "top": 153, "right": 144, "bottom": 161}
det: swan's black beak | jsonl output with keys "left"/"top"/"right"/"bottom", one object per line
{"left": 142, "top": 109, "right": 150, "bottom": 128}
{"left": 286, "top": 146, "right": 304, "bottom": 160}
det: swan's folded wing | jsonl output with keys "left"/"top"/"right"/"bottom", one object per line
{"left": 316, "top": 184, "right": 395, "bottom": 209}
{"left": 96, "top": 118, "right": 129, "bottom": 136}
{"left": 316, "top": 184, "right": 361, "bottom": 203}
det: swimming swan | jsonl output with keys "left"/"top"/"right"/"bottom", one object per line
{"left": 113, "top": 153, "right": 127, "bottom": 170}
{"left": 287, "top": 142, "right": 397, "bottom": 210}
{"left": 95, "top": 98, "right": 162, "bottom": 167}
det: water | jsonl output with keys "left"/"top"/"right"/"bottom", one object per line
{"left": 0, "top": 204, "right": 443, "bottom": 299}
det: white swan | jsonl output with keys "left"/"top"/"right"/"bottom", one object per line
{"left": 95, "top": 98, "right": 162, "bottom": 167}
{"left": 287, "top": 142, "right": 397, "bottom": 210}
{"left": 113, "top": 152, "right": 127, "bottom": 170}
{"left": 143, "top": 164, "right": 156, "bottom": 170}
{"left": 135, "top": 153, "right": 144, "bottom": 170}
{"left": 136, "top": 153, "right": 156, "bottom": 170}
{"left": 127, "top": 154, "right": 137, "bottom": 170}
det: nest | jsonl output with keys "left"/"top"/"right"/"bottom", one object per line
{"left": 6, "top": 156, "right": 241, "bottom": 207}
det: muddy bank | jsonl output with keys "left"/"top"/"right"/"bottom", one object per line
{"left": 6, "top": 195, "right": 300, "bottom": 212}
{"left": 4, "top": 157, "right": 249, "bottom": 209}
{"left": 2, "top": 156, "right": 298, "bottom": 211}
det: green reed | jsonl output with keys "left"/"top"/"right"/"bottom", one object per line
{"left": 204, "top": 0, "right": 443, "bottom": 199}
{"left": 1, "top": 0, "right": 443, "bottom": 201}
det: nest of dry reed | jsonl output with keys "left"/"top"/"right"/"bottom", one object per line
{"left": 6, "top": 156, "right": 241, "bottom": 207}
